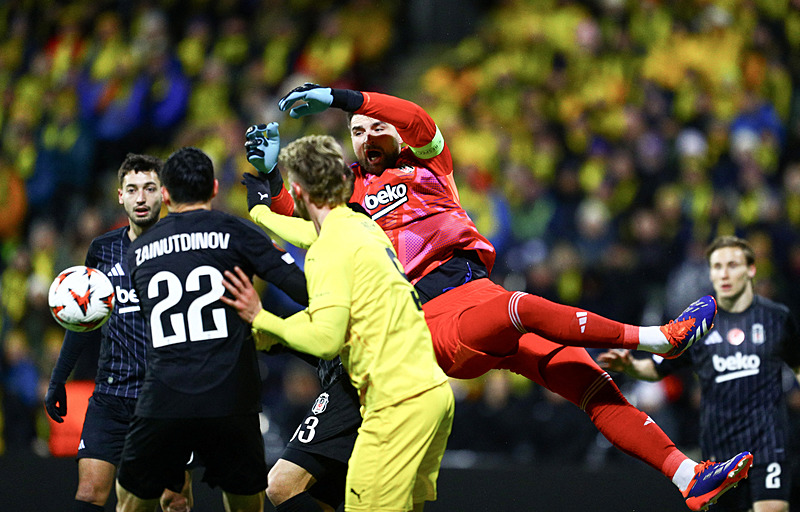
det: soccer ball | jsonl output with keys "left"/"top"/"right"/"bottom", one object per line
{"left": 48, "top": 266, "right": 115, "bottom": 332}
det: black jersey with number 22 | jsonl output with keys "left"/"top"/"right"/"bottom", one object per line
{"left": 127, "top": 209, "right": 307, "bottom": 419}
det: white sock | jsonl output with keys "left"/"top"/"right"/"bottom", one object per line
{"left": 636, "top": 326, "right": 671, "bottom": 354}
{"left": 673, "top": 459, "right": 699, "bottom": 491}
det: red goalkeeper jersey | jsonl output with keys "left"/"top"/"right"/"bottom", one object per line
{"left": 271, "top": 91, "right": 495, "bottom": 283}
{"left": 349, "top": 92, "right": 495, "bottom": 283}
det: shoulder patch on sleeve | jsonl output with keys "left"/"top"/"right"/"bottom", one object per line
{"left": 410, "top": 126, "right": 445, "bottom": 160}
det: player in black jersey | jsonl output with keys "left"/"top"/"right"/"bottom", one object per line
{"left": 598, "top": 236, "right": 800, "bottom": 512}
{"left": 44, "top": 154, "right": 193, "bottom": 512}
{"left": 116, "top": 147, "right": 307, "bottom": 512}
{"left": 263, "top": 356, "right": 360, "bottom": 512}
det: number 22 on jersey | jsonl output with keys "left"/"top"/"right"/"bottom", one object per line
{"left": 148, "top": 265, "right": 228, "bottom": 347}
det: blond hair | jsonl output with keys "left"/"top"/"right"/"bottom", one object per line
{"left": 279, "top": 135, "right": 354, "bottom": 207}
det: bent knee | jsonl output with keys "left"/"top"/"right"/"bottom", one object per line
{"left": 75, "top": 483, "right": 112, "bottom": 505}
{"left": 265, "top": 480, "right": 289, "bottom": 505}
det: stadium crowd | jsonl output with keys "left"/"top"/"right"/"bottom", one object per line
{"left": 0, "top": 0, "right": 798, "bottom": 486}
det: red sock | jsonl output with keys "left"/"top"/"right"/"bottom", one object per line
{"left": 582, "top": 375, "right": 687, "bottom": 478}
{"left": 513, "top": 293, "right": 640, "bottom": 349}
{"left": 498, "top": 338, "right": 686, "bottom": 479}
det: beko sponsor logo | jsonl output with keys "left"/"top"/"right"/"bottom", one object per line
{"left": 712, "top": 352, "right": 760, "bottom": 383}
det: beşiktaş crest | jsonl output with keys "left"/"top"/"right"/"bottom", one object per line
{"left": 312, "top": 392, "right": 330, "bottom": 415}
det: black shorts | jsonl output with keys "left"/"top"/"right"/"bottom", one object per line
{"left": 117, "top": 413, "right": 267, "bottom": 499}
{"left": 281, "top": 373, "right": 361, "bottom": 506}
{"left": 77, "top": 392, "right": 137, "bottom": 464}
{"left": 715, "top": 460, "right": 792, "bottom": 511}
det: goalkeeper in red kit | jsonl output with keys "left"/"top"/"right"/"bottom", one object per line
{"left": 241, "top": 83, "right": 752, "bottom": 511}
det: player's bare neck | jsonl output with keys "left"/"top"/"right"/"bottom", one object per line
{"left": 720, "top": 285, "right": 754, "bottom": 314}
{"left": 169, "top": 202, "right": 212, "bottom": 213}
{"left": 308, "top": 203, "right": 334, "bottom": 234}
{"left": 128, "top": 224, "right": 143, "bottom": 242}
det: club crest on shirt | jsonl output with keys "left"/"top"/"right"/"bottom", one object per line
{"left": 727, "top": 328, "right": 745, "bottom": 346}
{"left": 751, "top": 323, "right": 765, "bottom": 344}
{"left": 312, "top": 392, "right": 329, "bottom": 415}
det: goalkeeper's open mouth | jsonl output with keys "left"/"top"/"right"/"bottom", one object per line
{"left": 366, "top": 148, "right": 383, "bottom": 166}
{"left": 134, "top": 207, "right": 151, "bottom": 218}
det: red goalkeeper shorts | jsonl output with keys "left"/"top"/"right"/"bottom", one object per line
{"left": 422, "top": 278, "right": 524, "bottom": 379}
{"left": 422, "top": 277, "right": 616, "bottom": 406}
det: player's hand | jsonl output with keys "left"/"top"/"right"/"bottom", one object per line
{"left": 44, "top": 381, "right": 67, "bottom": 423}
{"left": 220, "top": 266, "right": 263, "bottom": 324}
{"left": 241, "top": 172, "right": 272, "bottom": 211}
{"left": 245, "top": 122, "right": 280, "bottom": 175}
{"left": 596, "top": 349, "right": 633, "bottom": 374}
{"left": 278, "top": 83, "right": 333, "bottom": 119}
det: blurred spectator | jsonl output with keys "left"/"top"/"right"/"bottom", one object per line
{"left": 27, "top": 88, "right": 95, "bottom": 216}
{"left": 1, "top": 246, "right": 32, "bottom": 332}
{"left": 526, "top": 387, "right": 596, "bottom": 465}
{"left": 457, "top": 165, "right": 513, "bottom": 261}
{"left": 663, "top": 238, "right": 713, "bottom": 319}
{"left": 294, "top": 10, "right": 355, "bottom": 85}
{"left": 176, "top": 16, "right": 212, "bottom": 80}
{"left": 503, "top": 163, "right": 556, "bottom": 247}
{"left": 448, "top": 371, "right": 532, "bottom": 459}
{"left": 76, "top": 54, "right": 149, "bottom": 175}
{"left": 0, "top": 156, "right": 27, "bottom": 246}
{"left": 626, "top": 207, "right": 674, "bottom": 289}
{"left": 136, "top": 15, "right": 191, "bottom": 152}
{"left": 1, "top": 329, "right": 40, "bottom": 453}
{"left": 574, "top": 197, "right": 614, "bottom": 267}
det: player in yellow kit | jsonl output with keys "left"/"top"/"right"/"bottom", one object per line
{"left": 220, "top": 134, "right": 454, "bottom": 512}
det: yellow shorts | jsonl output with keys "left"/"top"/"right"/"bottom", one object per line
{"left": 345, "top": 381, "right": 454, "bottom": 511}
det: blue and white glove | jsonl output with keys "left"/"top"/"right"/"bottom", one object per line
{"left": 245, "top": 122, "right": 280, "bottom": 174}
{"left": 278, "top": 83, "right": 364, "bottom": 118}
{"left": 244, "top": 122, "right": 285, "bottom": 197}
{"left": 278, "top": 83, "right": 334, "bottom": 119}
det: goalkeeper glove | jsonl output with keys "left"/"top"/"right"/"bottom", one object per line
{"left": 245, "top": 122, "right": 285, "bottom": 196}
{"left": 242, "top": 172, "right": 272, "bottom": 211}
{"left": 245, "top": 122, "right": 280, "bottom": 174}
{"left": 278, "top": 83, "right": 363, "bottom": 118}
{"left": 44, "top": 381, "right": 67, "bottom": 423}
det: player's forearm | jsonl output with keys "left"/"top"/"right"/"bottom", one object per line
{"left": 358, "top": 92, "right": 437, "bottom": 147}
{"left": 252, "top": 306, "right": 347, "bottom": 360}
{"left": 626, "top": 358, "right": 662, "bottom": 382}
{"left": 250, "top": 204, "right": 318, "bottom": 248}
{"left": 50, "top": 330, "right": 98, "bottom": 383}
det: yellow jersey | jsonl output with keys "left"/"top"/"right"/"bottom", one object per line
{"left": 252, "top": 205, "right": 447, "bottom": 412}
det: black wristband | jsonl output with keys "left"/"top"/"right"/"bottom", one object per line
{"left": 267, "top": 167, "right": 285, "bottom": 196}
{"left": 330, "top": 89, "right": 364, "bottom": 112}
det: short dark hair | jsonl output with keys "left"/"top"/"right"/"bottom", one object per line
{"left": 117, "top": 153, "right": 163, "bottom": 186}
{"left": 161, "top": 147, "right": 215, "bottom": 204}
{"left": 705, "top": 235, "right": 756, "bottom": 265}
